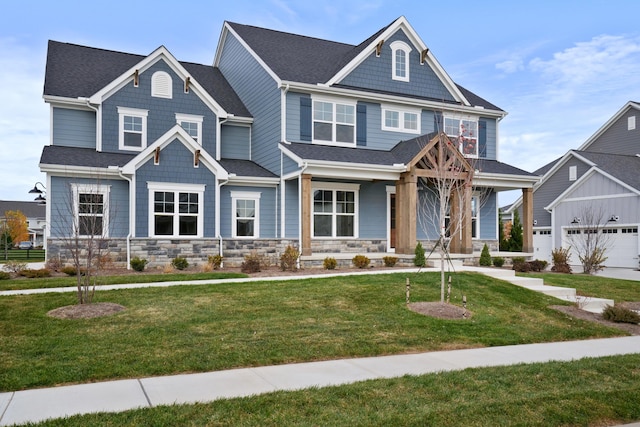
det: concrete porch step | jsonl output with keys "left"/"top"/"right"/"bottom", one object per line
{"left": 425, "top": 259, "right": 464, "bottom": 269}
{"left": 556, "top": 296, "right": 614, "bottom": 314}
{"left": 524, "top": 285, "right": 577, "bottom": 298}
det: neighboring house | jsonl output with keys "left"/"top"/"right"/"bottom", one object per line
{"left": 40, "top": 16, "right": 538, "bottom": 267}
{"left": 508, "top": 101, "right": 640, "bottom": 268}
{"left": 0, "top": 201, "right": 46, "bottom": 247}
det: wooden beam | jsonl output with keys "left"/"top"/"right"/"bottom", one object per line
{"left": 522, "top": 187, "right": 534, "bottom": 253}
{"left": 301, "top": 174, "right": 312, "bottom": 256}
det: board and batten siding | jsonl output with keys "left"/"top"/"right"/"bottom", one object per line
{"left": 586, "top": 108, "right": 640, "bottom": 155}
{"left": 219, "top": 185, "right": 278, "bottom": 238}
{"left": 220, "top": 124, "right": 250, "bottom": 160}
{"left": 52, "top": 107, "right": 96, "bottom": 148}
{"left": 217, "top": 32, "right": 281, "bottom": 174}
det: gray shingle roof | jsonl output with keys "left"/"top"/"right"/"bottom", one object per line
{"left": 44, "top": 41, "right": 251, "bottom": 117}
{"left": 40, "top": 145, "right": 135, "bottom": 168}
{"left": 575, "top": 151, "right": 640, "bottom": 191}
{"left": 218, "top": 159, "right": 278, "bottom": 178}
{"left": 0, "top": 201, "right": 45, "bottom": 219}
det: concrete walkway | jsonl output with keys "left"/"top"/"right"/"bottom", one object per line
{"left": 1, "top": 336, "right": 640, "bottom": 426}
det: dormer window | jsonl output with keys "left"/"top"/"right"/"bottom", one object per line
{"left": 152, "top": 71, "right": 172, "bottom": 99}
{"left": 390, "top": 40, "right": 411, "bottom": 82}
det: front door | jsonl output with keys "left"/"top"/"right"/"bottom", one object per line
{"left": 389, "top": 193, "right": 396, "bottom": 250}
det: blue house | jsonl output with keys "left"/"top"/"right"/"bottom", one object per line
{"left": 40, "top": 17, "right": 538, "bottom": 267}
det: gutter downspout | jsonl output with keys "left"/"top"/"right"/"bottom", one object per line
{"left": 118, "top": 168, "right": 133, "bottom": 270}
{"left": 216, "top": 175, "right": 229, "bottom": 267}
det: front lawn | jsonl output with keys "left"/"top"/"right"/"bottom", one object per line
{"left": 0, "top": 272, "right": 625, "bottom": 392}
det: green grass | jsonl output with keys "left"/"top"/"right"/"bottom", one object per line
{"left": 0, "top": 272, "right": 626, "bottom": 392}
{"left": 32, "top": 354, "right": 640, "bottom": 427}
{"left": 0, "top": 271, "right": 247, "bottom": 291}
{"left": 526, "top": 272, "right": 640, "bottom": 303}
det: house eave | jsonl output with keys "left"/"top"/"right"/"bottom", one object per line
{"left": 227, "top": 176, "right": 280, "bottom": 186}
{"left": 40, "top": 163, "right": 123, "bottom": 178}
{"left": 474, "top": 172, "right": 538, "bottom": 190}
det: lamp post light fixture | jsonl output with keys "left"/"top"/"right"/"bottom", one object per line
{"left": 29, "top": 182, "right": 46, "bottom": 205}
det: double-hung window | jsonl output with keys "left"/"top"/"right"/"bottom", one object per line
{"left": 444, "top": 116, "right": 479, "bottom": 158}
{"left": 71, "top": 184, "right": 110, "bottom": 237}
{"left": 231, "top": 191, "right": 260, "bottom": 238}
{"left": 176, "top": 113, "right": 203, "bottom": 144}
{"left": 390, "top": 40, "right": 411, "bottom": 82}
{"left": 312, "top": 98, "right": 356, "bottom": 146}
{"left": 118, "top": 107, "right": 148, "bottom": 151}
{"left": 382, "top": 106, "right": 420, "bottom": 134}
{"left": 148, "top": 183, "right": 204, "bottom": 238}
{"left": 312, "top": 183, "right": 359, "bottom": 238}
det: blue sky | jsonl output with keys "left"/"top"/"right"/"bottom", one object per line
{"left": 2, "top": 0, "right": 640, "bottom": 205}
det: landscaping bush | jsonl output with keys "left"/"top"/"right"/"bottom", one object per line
{"left": 3, "top": 260, "right": 27, "bottom": 274}
{"left": 171, "top": 257, "right": 189, "bottom": 271}
{"left": 512, "top": 256, "right": 526, "bottom": 265}
{"left": 0, "top": 271, "right": 11, "bottom": 280}
{"left": 352, "top": 255, "right": 370, "bottom": 269}
{"left": 208, "top": 255, "right": 223, "bottom": 270}
{"left": 45, "top": 257, "right": 63, "bottom": 272}
{"left": 492, "top": 257, "right": 505, "bottom": 268}
{"left": 323, "top": 257, "right": 337, "bottom": 270}
{"left": 19, "top": 268, "right": 51, "bottom": 278}
{"left": 551, "top": 247, "right": 572, "bottom": 274}
{"left": 512, "top": 257, "right": 531, "bottom": 272}
{"left": 241, "top": 251, "right": 263, "bottom": 273}
{"left": 414, "top": 242, "right": 426, "bottom": 267}
{"left": 279, "top": 245, "right": 299, "bottom": 271}
{"left": 479, "top": 244, "right": 492, "bottom": 266}
{"left": 383, "top": 256, "right": 398, "bottom": 267}
{"left": 602, "top": 305, "right": 640, "bottom": 324}
{"left": 130, "top": 257, "right": 148, "bottom": 272}
{"left": 61, "top": 266, "right": 86, "bottom": 276}
{"left": 529, "top": 259, "right": 548, "bottom": 272}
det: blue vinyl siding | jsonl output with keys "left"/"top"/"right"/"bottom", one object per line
{"left": 48, "top": 176, "right": 129, "bottom": 238}
{"left": 481, "top": 118, "right": 497, "bottom": 160}
{"left": 218, "top": 32, "right": 281, "bottom": 174}
{"left": 101, "top": 60, "right": 217, "bottom": 155}
{"left": 284, "top": 179, "right": 299, "bottom": 238}
{"left": 338, "top": 30, "right": 454, "bottom": 102}
{"left": 219, "top": 185, "right": 277, "bottom": 238}
{"left": 358, "top": 181, "right": 391, "bottom": 238}
{"left": 282, "top": 155, "right": 300, "bottom": 176}
{"left": 220, "top": 124, "right": 250, "bottom": 159}
{"left": 52, "top": 107, "right": 96, "bottom": 148}
{"left": 134, "top": 139, "right": 217, "bottom": 237}
{"left": 479, "top": 190, "right": 497, "bottom": 240}
{"left": 299, "top": 96, "right": 312, "bottom": 141}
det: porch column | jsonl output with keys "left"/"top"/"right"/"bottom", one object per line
{"left": 449, "top": 187, "right": 461, "bottom": 253}
{"left": 522, "top": 187, "right": 534, "bottom": 253}
{"left": 461, "top": 183, "right": 473, "bottom": 254}
{"left": 395, "top": 170, "right": 417, "bottom": 254}
{"left": 301, "top": 174, "right": 312, "bottom": 256}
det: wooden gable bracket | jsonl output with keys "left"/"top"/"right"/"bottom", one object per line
{"left": 375, "top": 39, "right": 384, "bottom": 57}
{"left": 154, "top": 146, "right": 160, "bottom": 164}
{"left": 184, "top": 76, "right": 191, "bottom": 93}
{"left": 420, "top": 48, "right": 429, "bottom": 65}
{"left": 133, "top": 69, "right": 139, "bottom": 87}
{"left": 194, "top": 149, "right": 201, "bottom": 167}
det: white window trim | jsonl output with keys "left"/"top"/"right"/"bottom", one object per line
{"left": 381, "top": 105, "right": 421, "bottom": 134}
{"left": 231, "top": 191, "right": 261, "bottom": 239}
{"left": 176, "top": 113, "right": 204, "bottom": 144}
{"left": 628, "top": 115, "right": 636, "bottom": 131}
{"left": 569, "top": 165, "right": 577, "bottom": 181}
{"left": 118, "top": 106, "right": 148, "bottom": 152}
{"left": 443, "top": 114, "right": 479, "bottom": 159}
{"left": 471, "top": 194, "right": 480, "bottom": 239}
{"left": 311, "top": 95, "right": 357, "bottom": 147}
{"left": 147, "top": 182, "right": 205, "bottom": 238}
{"left": 151, "top": 71, "right": 172, "bottom": 99}
{"left": 311, "top": 182, "right": 360, "bottom": 239}
{"left": 71, "top": 183, "right": 111, "bottom": 238}
{"left": 390, "top": 40, "right": 411, "bottom": 82}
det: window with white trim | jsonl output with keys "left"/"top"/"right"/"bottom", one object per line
{"left": 148, "top": 183, "right": 204, "bottom": 237}
{"left": 628, "top": 115, "right": 636, "bottom": 130}
{"left": 231, "top": 191, "right": 261, "bottom": 238}
{"left": 71, "top": 184, "right": 110, "bottom": 237}
{"left": 569, "top": 166, "right": 577, "bottom": 181}
{"left": 176, "top": 113, "right": 203, "bottom": 144}
{"left": 312, "top": 183, "right": 359, "bottom": 238}
{"left": 312, "top": 98, "right": 356, "bottom": 146}
{"left": 382, "top": 106, "right": 420, "bottom": 133}
{"left": 118, "top": 107, "right": 148, "bottom": 151}
{"left": 444, "top": 115, "right": 479, "bottom": 158}
{"left": 390, "top": 40, "right": 411, "bottom": 82}
{"left": 443, "top": 195, "right": 479, "bottom": 239}
{"left": 152, "top": 71, "right": 172, "bottom": 98}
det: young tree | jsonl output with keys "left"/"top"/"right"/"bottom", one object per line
{"left": 4, "top": 210, "right": 29, "bottom": 245}
{"left": 565, "top": 205, "right": 611, "bottom": 274}
{"left": 508, "top": 210, "right": 523, "bottom": 252}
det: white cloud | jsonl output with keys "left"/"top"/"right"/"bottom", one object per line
{"left": 495, "top": 58, "right": 524, "bottom": 74}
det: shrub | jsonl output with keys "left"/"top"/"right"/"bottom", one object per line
{"left": 513, "top": 261, "right": 532, "bottom": 273}
{"left": 479, "top": 244, "right": 492, "bottom": 266}
{"left": 352, "top": 255, "right": 370, "bottom": 269}
{"left": 130, "top": 257, "right": 148, "bottom": 272}
{"left": 19, "top": 268, "right": 51, "bottom": 278}
{"left": 3, "top": 260, "right": 27, "bottom": 274}
{"left": 241, "top": 251, "right": 264, "bottom": 274}
{"left": 279, "top": 245, "right": 299, "bottom": 272}
{"left": 0, "top": 271, "right": 10, "bottom": 280}
{"left": 512, "top": 256, "right": 526, "bottom": 265}
{"left": 61, "top": 266, "right": 86, "bottom": 276}
{"left": 383, "top": 256, "right": 398, "bottom": 267}
{"left": 45, "top": 257, "right": 63, "bottom": 272}
{"left": 602, "top": 305, "right": 640, "bottom": 324}
{"left": 492, "top": 257, "right": 505, "bottom": 268}
{"left": 171, "top": 257, "right": 189, "bottom": 270}
{"left": 414, "top": 242, "right": 426, "bottom": 267}
{"left": 208, "top": 255, "right": 223, "bottom": 270}
{"left": 579, "top": 247, "right": 607, "bottom": 275}
{"left": 529, "top": 259, "right": 548, "bottom": 272}
{"left": 323, "top": 257, "right": 337, "bottom": 270}
{"left": 551, "top": 247, "right": 572, "bottom": 274}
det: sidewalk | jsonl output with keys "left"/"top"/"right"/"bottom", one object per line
{"left": 1, "top": 336, "right": 640, "bottom": 426}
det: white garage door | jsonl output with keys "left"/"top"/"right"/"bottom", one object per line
{"left": 533, "top": 229, "right": 552, "bottom": 263}
{"left": 604, "top": 227, "right": 639, "bottom": 268}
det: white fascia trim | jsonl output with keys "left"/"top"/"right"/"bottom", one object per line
{"left": 227, "top": 176, "right": 280, "bottom": 187}
{"left": 44, "top": 96, "right": 94, "bottom": 110}
{"left": 577, "top": 101, "right": 640, "bottom": 151}
{"left": 312, "top": 182, "right": 361, "bottom": 191}
{"left": 304, "top": 164, "right": 402, "bottom": 181}
{"left": 324, "top": 16, "right": 469, "bottom": 106}
{"left": 147, "top": 181, "right": 205, "bottom": 192}
{"left": 214, "top": 23, "right": 281, "bottom": 86}
{"left": 89, "top": 46, "right": 228, "bottom": 118}
{"left": 40, "top": 164, "right": 123, "bottom": 178}
{"left": 281, "top": 81, "right": 504, "bottom": 118}
{"left": 473, "top": 172, "right": 538, "bottom": 190}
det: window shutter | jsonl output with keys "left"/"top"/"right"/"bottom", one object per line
{"left": 300, "top": 97, "right": 312, "bottom": 141}
{"left": 356, "top": 103, "right": 367, "bottom": 146}
{"left": 479, "top": 120, "right": 487, "bottom": 158}
{"left": 433, "top": 111, "right": 443, "bottom": 133}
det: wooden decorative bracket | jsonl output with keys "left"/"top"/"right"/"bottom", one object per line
{"left": 154, "top": 146, "right": 160, "bottom": 164}
{"left": 420, "top": 49, "right": 429, "bottom": 64}
{"left": 185, "top": 76, "right": 191, "bottom": 93}
{"left": 376, "top": 39, "right": 384, "bottom": 57}
{"left": 133, "top": 69, "right": 139, "bottom": 87}
{"left": 194, "top": 149, "right": 201, "bottom": 167}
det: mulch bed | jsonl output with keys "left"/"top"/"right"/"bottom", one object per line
{"left": 408, "top": 302, "right": 472, "bottom": 319}
{"left": 551, "top": 304, "right": 640, "bottom": 335}
{"left": 47, "top": 303, "right": 126, "bottom": 319}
